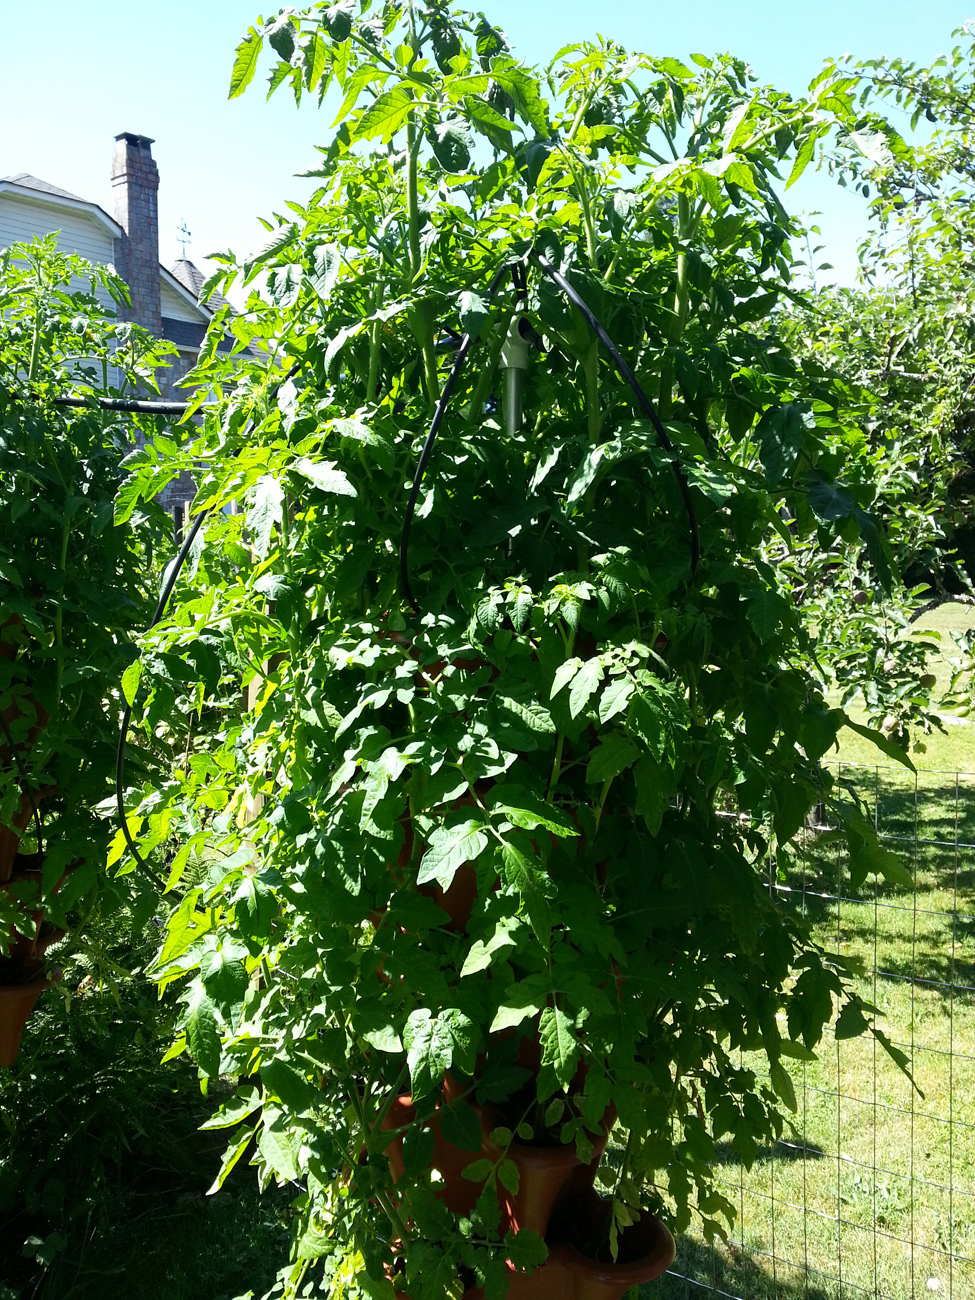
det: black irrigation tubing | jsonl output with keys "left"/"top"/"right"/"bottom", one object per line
{"left": 398, "top": 251, "right": 700, "bottom": 614}
{"left": 115, "top": 362, "right": 300, "bottom": 877}
{"left": 0, "top": 707, "right": 43, "bottom": 859}
{"left": 399, "top": 260, "right": 515, "bottom": 614}
{"left": 530, "top": 250, "right": 700, "bottom": 577}
{"left": 52, "top": 395, "right": 193, "bottom": 415}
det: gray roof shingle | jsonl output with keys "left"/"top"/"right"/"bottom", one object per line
{"left": 1, "top": 173, "right": 85, "bottom": 201}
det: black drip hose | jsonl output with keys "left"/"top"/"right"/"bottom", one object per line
{"left": 399, "top": 262, "right": 515, "bottom": 614}
{"left": 115, "top": 362, "right": 300, "bottom": 875}
{"left": 398, "top": 250, "right": 700, "bottom": 614}
{"left": 530, "top": 251, "right": 700, "bottom": 576}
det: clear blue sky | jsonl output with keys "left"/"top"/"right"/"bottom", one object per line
{"left": 1, "top": 1, "right": 971, "bottom": 292}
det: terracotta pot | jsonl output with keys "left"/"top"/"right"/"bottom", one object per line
{"left": 488, "top": 1111, "right": 615, "bottom": 1238}
{"left": 380, "top": 1092, "right": 485, "bottom": 1217}
{"left": 546, "top": 1188, "right": 676, "bottom": 1300}
{"left": 7, "top": 920, "right": 65, "bottom": 964}
{"left": 461, "top": 1263, "right": 561, "bottom": 1300}
{"left": 2, "top": 849, "right": 73, "bottom": 960}
{"left": 0, "top": 962, "right": 60, "bottom": 1067}
{"left": 442, "top": 1072, "right": 615, "bottom": 1238}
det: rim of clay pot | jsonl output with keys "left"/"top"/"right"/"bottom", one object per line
{"left": 547, "top": 1191, "right": 676, "bottom": 1284}
{"left": 0, "top": 961, "right": 59, "bottom": 994}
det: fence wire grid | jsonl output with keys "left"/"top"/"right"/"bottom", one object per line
{"left": 657, "top": 761, "right": 975, "bottom": 1300}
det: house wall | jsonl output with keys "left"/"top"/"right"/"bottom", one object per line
{"left": 160, "top": 279, "right": 203, "bottom": 323}
{"left": 0, "top": 193, "right": 119, "bottom": 313}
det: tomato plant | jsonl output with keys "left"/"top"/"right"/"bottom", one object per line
{"left": 0, "top": 237, "right": 171, "bottom": 952}
{"left": 120, "top": 6, "right": 918, "bottom": 1296}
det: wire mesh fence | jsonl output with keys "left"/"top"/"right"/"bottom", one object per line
{"left": 656, "top": 761, "right": 975, "bottom": 1300}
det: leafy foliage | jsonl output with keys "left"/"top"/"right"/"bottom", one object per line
{"left": 0, "top": 237, "right": 174, "bottom": 942}
{"left": 119, "top": 6, "right": 919, "bottom": 1296}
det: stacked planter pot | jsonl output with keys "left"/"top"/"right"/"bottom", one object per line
{"left": 379, "top": 1071, "right": 674, "bottom": 1299}
{"left": 0, "top": 831, "right": 63, "bottom": 1068}
{"left": 365, "top": 654, "right": 675, "bottom": 1298}
{"left": 0, "top": 616, "right": 60, "bottom": 1066}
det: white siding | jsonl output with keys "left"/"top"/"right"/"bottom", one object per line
{"left": 0, "top": 193, "right": 118, "bottom": 312}
{"left": 161, "top": 277, "right": 207, "bottom": 323}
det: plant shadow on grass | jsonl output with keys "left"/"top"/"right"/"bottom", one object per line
{"left": 647, "top": 1231, "right": 840, "bottom": 1300}
{"left": 777, "top": 771, "right": 975, "bottom": 1008}
{"left": 711, "top": 1138, "right": 828, "bottom": 1167}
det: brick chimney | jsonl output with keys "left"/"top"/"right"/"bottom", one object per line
{"left": 111, "top": 132, "right": 161, "bottom": 335}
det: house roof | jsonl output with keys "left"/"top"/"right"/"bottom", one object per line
{"left": 161, "top": 263, "right": 212, "bottom": 322}
{"left": 2, "top": 174, "right": 251, "bottom": 355}
{"left": 170, "top": 257, "right": 234, "bottom": 314}
{"left": 0, "top": 174, "right": 123, "bottom": 240}
{"left": 1, "top": 173, "right": 84, "bottom": 201}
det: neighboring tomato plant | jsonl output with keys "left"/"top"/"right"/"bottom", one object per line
{"left": 121, "top": 6, "right": 919, "bottom": 1297}
{"left": 0, "top": 236, "right": 172, "bottom": 943}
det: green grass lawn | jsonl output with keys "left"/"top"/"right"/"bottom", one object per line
{"left": 649, "top": 602, "right": 975, "bottom": 1300}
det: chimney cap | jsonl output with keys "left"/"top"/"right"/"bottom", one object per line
{"left": 115, "top": 132, "right": 155, "bottom": 148}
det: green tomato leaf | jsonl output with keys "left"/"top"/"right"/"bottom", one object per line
{"left": 355, "top": 85, "right": 413, "bottom": 143}
{"left": 460, "top": 922, "right": 519, "bottom": 976}
{"left": 293, "top": 457, "right": 357, "bottom": 497}
{"left": 489, "top": 1002, "right": 540, "bottom": 1033}
{"left": 266, "top": 15, "right": 296, "bottom": 62}
{"left": 568, "top": 658, "right": 604, "bottom": 719}
{"left": 121, "top": 659, "right": 141, "bottom": 707}
{"left": 598, "top": 676, "right": 633, "bottom": 725}
{"left": 267, "top": 262, "right": 303, "bottom": 308}
{"left": 500, "top": 841, "right": 552, "bottom": 941}
{"left": 538, "top": 1005, "right": 580, "bottom": 1094}
{"left": 404, "top": 1008, "right": 476, "bottom": 1097}
{"left": 242, "top": 222, "right": 299, "bottom": 277}
{"left": 551, "top": 657, "right": 582, "bottom": 700}
{"left": 246, "top": 475, "right": 284, "bottom": 560}
{"left": 438, "top": 1098, "right": 484, "bottom": 1153}
{"left": 261, "top": 1057, "right": 317, "bottom": 1112}
{"left": 417, "top": 819, "right": 489, "bottom": 889}
{"left": 322, "top": 0, "right": 354, "bottom": 42}
{"left": 429, "top": 117, "right": 473, "bottom": 172}
{"left": 200, "top": 945, "right": 249, "bottom": 1020}
{"left": 487, "top": 786, "right": 576, "bottom": 838}
{"left": 494, "top": 692, "right": 556, "bottom": 735}
{"left": 229, "top": 30, "right": 263, "bottom": 99}
{"left": 308, "top": 243, "right": 341, "bottom": 299}
{"left": 842, "top": 718, "right": 916, "bottom": 772}
{"left": 586, "top": 732, "right": 639, "bottom": 785}
{"left": 769, "top": 1059, "right": 798, "bottom": 1113}
{"left": 258, "top": 1111, "right": 299, "bottom": 1183}
{"left": 207, "top": 1123, "right": 256, "bottom": 1194}
{"left": 199, "top": 1085, "right": 262, "bottom": 1130}
{"left": 458, "top": 290, "right": 490, "bottom": 340}
{"left": 234, "top": 877, "right": 278, "bottom": 946}
{"left": 183, "top": 980, "right": 221, "bottom": 1077}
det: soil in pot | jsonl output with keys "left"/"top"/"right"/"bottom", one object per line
{"left": 546, "top": 1187, "right": 676, "bottom": 1300}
